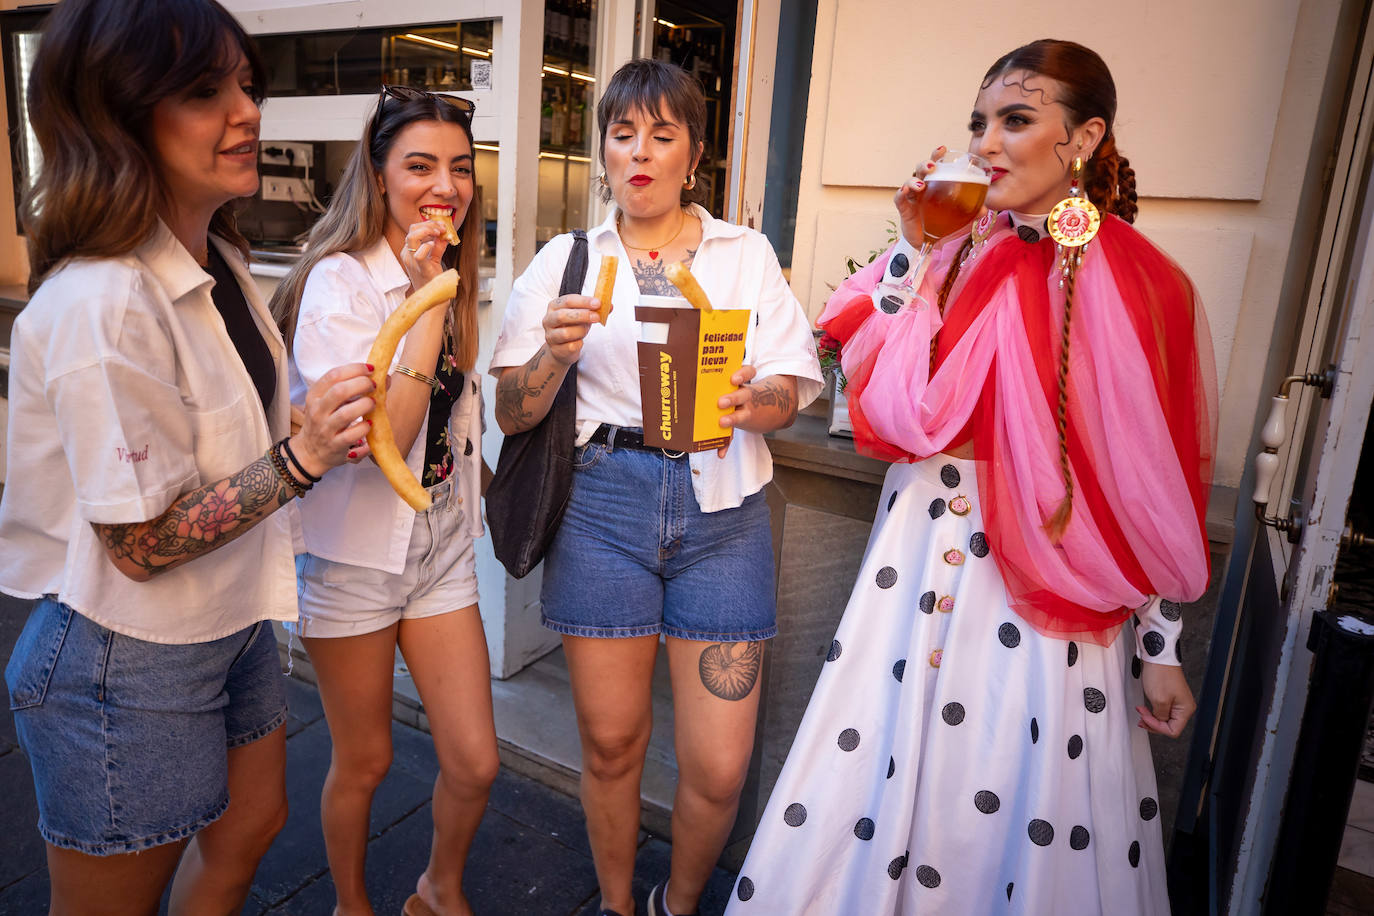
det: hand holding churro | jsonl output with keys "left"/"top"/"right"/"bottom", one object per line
{"left": 420, "top": 205, "right": 460, "bottom": 245}
{"left": 666, "top": 261, "right": 713, "bottom": 312}
{"left": 364, "top": 269, "right": 459, "bottom": 511}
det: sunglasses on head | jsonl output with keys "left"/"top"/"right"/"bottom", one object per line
{"left": 377, "top": 84, "right": 477, "bottom": 120}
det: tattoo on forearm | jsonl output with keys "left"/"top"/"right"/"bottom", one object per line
{"left": 98, "top": 455, "right": 293, "bottom": 577}
{"left": 699, "top": 642, "right": 763, "bottom": 701}
{"left": 747, "top": 378, "right": 796, "bottom": 418}
{"left": 496, "top": 346, "right": 559, "bottom": 431}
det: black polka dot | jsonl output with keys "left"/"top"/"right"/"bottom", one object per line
{"left": 838, "top": 728, "right": 860, "bottom": 751}
{"left": 929, "top": 498, "right": 946, "bottom": 519}
{"left": 887, "top": 853, "right": 908, "bottom": 880}
{"left": 854, "top": 817, "right": 875, "bottom": 840}
{"left": 888, "top": 491, "right": 898, "bottom": 513}
{"left": 879, "top": 295, "right": 903, "bottom": 314}
{"left": 1084, "top": 687, "right": 1107, "bottom": 713}
{"left": 1027, "top": 819, "right": 1054, "bottom": 846}
{"left": 736, "top": 877, "right": 754, "bottom": 901}
{"left": 969, "top": 532, "right": 989, "bottom": 557}
{"left": 919, "top": 591, "right": 936, "bottom": 614}
{"left": 1018, "top": 224, "right": 1041, "bottom": 243}
{"left": 1070, "top": 826, "right": 1090, "bottom": 850}
{"left": 890, "top": 252, "right": 910, "bottom": 277}
{"left": 998, "top": 622, "right": 1021, "bottom": 648}
{"left": 876, "top": 566, "right": 898, "bottom": 589}
{"left": 826, "top": 640, "right": 842, "bottom": 662}
{"left": 892, "top": 659, "right": 906, "bottom": 682}
{"left": 940, "top": 464, "right": 961, "bottom": 488}
{"left": 1140, "top": 797, "right": 1158, "bottom": 821}
{"left": 1030, "top": 717, "right": 1039, "bottom": 744}
{"left": 1160, "top": 599, "right": 1182, "bottom": 621}
{"left": 974, "top": 790, "right": 1001, "bottom": 814}
{"left": 1068, "top": 641, "right": 1079, "bottom": 667}
{"left": 1128, "top": 840, "right": 1141, "bottom": 867}
{"left": 887, "top": 756, "right": 895, "bottom": 779}
{"left": 942, "top": 702, "right": 965, "bottom": 726}
{"left": 1007, "top": 882, "right": 1014, "bottom": 901}
{"left": 1143, "top": 631, "right": 1165, "bottom": 657}
{"left": 1132, "top": 656, "right": 1143, "bottom": 679}
{"left": 915, "top": 865, "right": 941, "bottom": 888}
{"left": 464, "top": 438, "right": 473, "bottom": 456}
{"left": 1068, "top": 734, "right": 1083, "bottom": 760}
{"left": 784, "top": 803, "right": 807, "bottom": 826}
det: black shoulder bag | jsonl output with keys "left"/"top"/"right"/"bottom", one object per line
{"left": 485, "top": 230, "right": 588, "bottom": 578}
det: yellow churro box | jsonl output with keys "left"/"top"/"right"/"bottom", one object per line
{"left": 636, "top": 296, "right": 750, "bottom": 452}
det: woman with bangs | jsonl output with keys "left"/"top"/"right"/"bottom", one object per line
{"left": 728, "top": 40, "right": 1215, "bottom": 915}
{"left": 491, "top": 59, "right": 822, "bottom": 916}
{"left": 271, "top": 84, "right": 494, "bottom": 916}
{"left": 0, "top": 0, "right": 374, "bottom": 912}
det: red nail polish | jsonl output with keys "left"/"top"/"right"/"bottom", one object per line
{"left": 366, "top": 363, "right": 375, "bottom": 372}
{"left": 348, "top": 450, "right": 357, "bottom": 459}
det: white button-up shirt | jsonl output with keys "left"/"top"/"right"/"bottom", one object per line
{"left": 490, "top": 205, "right": 823, "bottom": 513}
{"left": 0, "top": 224, "right": 299, "bottom": 644}
{"left": 288, "top": 239, "right": 484, "bottom": 574}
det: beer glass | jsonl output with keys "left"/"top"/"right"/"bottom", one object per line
{"left": 893, "top": 149, "right": 990, "bottom": 309}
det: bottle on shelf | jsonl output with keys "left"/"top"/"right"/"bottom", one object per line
{"left": 540, "top": 85, "right": 554, "bottom": 146}
{"left": 551, "top": 86, "right": 567, "bottom": 148}
{"left": 567, "top": 83, "right": 583, "bottom": 147}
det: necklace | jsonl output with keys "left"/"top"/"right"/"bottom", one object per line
{"left": 617, "top": 209, "right": 686, "bottom": 260}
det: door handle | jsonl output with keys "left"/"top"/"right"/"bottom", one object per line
{"left": 1252, "top": 366, "right": 1336, "bottom": 541}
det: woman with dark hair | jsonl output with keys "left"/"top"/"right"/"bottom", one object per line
{"left": 270, "top": 86, "right": 494, "bottom": 916}
{"left": 0, "top": 0, "right": 373, "bottom": 911}
{"left": 727, "top": 40, "right": 1216, "bottom": 915}
{"left": 491, "top": 59, "right": 823, "bottom": 916}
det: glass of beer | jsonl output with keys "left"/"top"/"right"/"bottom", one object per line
{"left": 895, "top": 149, "right": 990, "bottom": 309}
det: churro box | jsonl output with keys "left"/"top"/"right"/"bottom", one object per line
{"left": 636, "top": 296, "right": 750, "bottom": 452}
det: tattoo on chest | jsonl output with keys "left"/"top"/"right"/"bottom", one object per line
{"left": 698, "top": 641, "right": 763, "bottom": 701}
{"left": 631, "top": 249, "right": 696, "bottom": 295}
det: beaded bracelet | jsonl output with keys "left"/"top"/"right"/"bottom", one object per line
{"left": 269, "top": 438, "right": 310, "bottom": 499}
{"left": 281, "top": 437, "right": 322, "bottom": 483}
{"left": 393, "top": 364, "right": 440, "bottom": 391}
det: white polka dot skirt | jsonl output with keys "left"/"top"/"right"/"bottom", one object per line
{"left": 728, "top": 457, "right": 1170, "bottom": 916}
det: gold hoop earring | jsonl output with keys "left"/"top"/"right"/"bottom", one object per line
{"left": 598, "top": 172, "right": 610, "bottom": 188}
{"left": 683, "top": 172, "right": 696, "bottom": 191}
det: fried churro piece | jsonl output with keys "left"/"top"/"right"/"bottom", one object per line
{"left": 666, "top": 261, "right": 713, "bottom": 312}
{"left": 364, "top": 269, "right": 459, "bottom": 511}
{"left": 593, "top": 255, "right": 617, "bottom": 325}
{"left": 420, "top": 206, "right": 460, "bottom": 245}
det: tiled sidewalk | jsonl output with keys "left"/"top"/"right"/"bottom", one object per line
{"left": 0, "top": 595, "right": 737, "bottom": 915}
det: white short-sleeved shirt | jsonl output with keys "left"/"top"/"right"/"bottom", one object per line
{"left": 288, "top": 239, "right": 484, "bottom": 574}
{"left": 0, "top": 224, "right": 299, "bottom": 644}
{"left": 489, "top": 205, "right": 823, "bottom": 513}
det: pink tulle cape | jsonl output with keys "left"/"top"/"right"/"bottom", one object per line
{"left": 820, "top": 215, "right": 1217, "bottom": 645}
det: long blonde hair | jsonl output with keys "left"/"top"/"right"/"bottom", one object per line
{"left": 22, "top": 0, "right": 264, "bottom": 293}
{"left": 271, "top": 94, "right": 481, "bottom": 372}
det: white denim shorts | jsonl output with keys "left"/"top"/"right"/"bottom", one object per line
{"left": 291, "top": 478, "right": 479, "bottom": 639}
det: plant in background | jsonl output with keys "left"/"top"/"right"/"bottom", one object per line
{"left": 821, "top": 220, "right": 898, "bottom": 392}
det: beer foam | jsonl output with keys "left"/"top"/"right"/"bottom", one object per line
{"left": 927, "top": 158, "right": 990, "bottom": 185}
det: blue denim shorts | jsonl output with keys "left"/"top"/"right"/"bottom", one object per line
{"left": 4, "top": 598, "right": 287, "bottom": 855}
{"left": 540, "top": 432, "right": 778, "bottom": 641}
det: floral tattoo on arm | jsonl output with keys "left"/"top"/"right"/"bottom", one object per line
{"left": 495, "top": 345, "right": 561, "bottom": 433}
{"left": 95, "top": 454, "right": 294, "bottom": 578}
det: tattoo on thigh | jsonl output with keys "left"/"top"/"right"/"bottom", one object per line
{"left": 698, "top": 642, "right": 763, "bottom": 701}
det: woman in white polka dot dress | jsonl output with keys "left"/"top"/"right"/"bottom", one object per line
{"left": 727, "top": 40, "right": 1216, "bottom": 915}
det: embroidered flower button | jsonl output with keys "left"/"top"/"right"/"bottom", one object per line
{"left": 943, "top": 548, "right": 966, "bottom": 566}
{"left": 929, "top": 649, "right": 943, "bottom": 668}
{"left": 937, "top": 595, "right": 955, "bottom": 613}
{"left": 949, "top": 495, "right": 972, "bottom": 516}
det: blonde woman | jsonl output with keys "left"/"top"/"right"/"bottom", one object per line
{"left": 271, "top": 87, "right": 494, "bottom": 916}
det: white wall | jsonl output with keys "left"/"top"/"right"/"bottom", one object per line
{"left": 789, "top": 0, "right": 1347, "bottom": 491}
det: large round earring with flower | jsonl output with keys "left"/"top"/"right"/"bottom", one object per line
{"left": 1047, "top": 155, "right": 1101, "bottom": 287}
{"left": 683, "top": 172, "right": 697, "bottom": 190}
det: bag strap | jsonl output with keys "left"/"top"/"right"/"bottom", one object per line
{"left": 559, "top": 229, "right": 590, "bottom": 296}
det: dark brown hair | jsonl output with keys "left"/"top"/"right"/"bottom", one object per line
{"left": 270, "top": 92, "right": 481, "bottom": 371}
{"left": 22, "top": 0, "right": 266, "bottom": 292}
{"left": 596, "top": 58, "right": 707, "bottom": 208}
{"left": 981, "top": 39, "right": 1138, "bottom": 223}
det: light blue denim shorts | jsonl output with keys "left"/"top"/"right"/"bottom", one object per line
{"left": 4, "top": 597, "right": 286, "bottom": 855}
{"left": 540, "top": 429, "right": 778, "bottom": 642}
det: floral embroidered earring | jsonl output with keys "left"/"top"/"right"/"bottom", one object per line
{"left": 1047, "top": 156, "right": 1101, "bottom": 287}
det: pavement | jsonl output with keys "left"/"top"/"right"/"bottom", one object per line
{"left": 0, "top": 594, "right": 738, "bottom": 915}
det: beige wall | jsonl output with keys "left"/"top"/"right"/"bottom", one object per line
{"left": 789, "top": 0, "right": 1347, "bottom": 490}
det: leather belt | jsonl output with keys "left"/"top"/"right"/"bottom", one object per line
{"left": 588, "top": 424, "right": 687, "bottom": 459}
